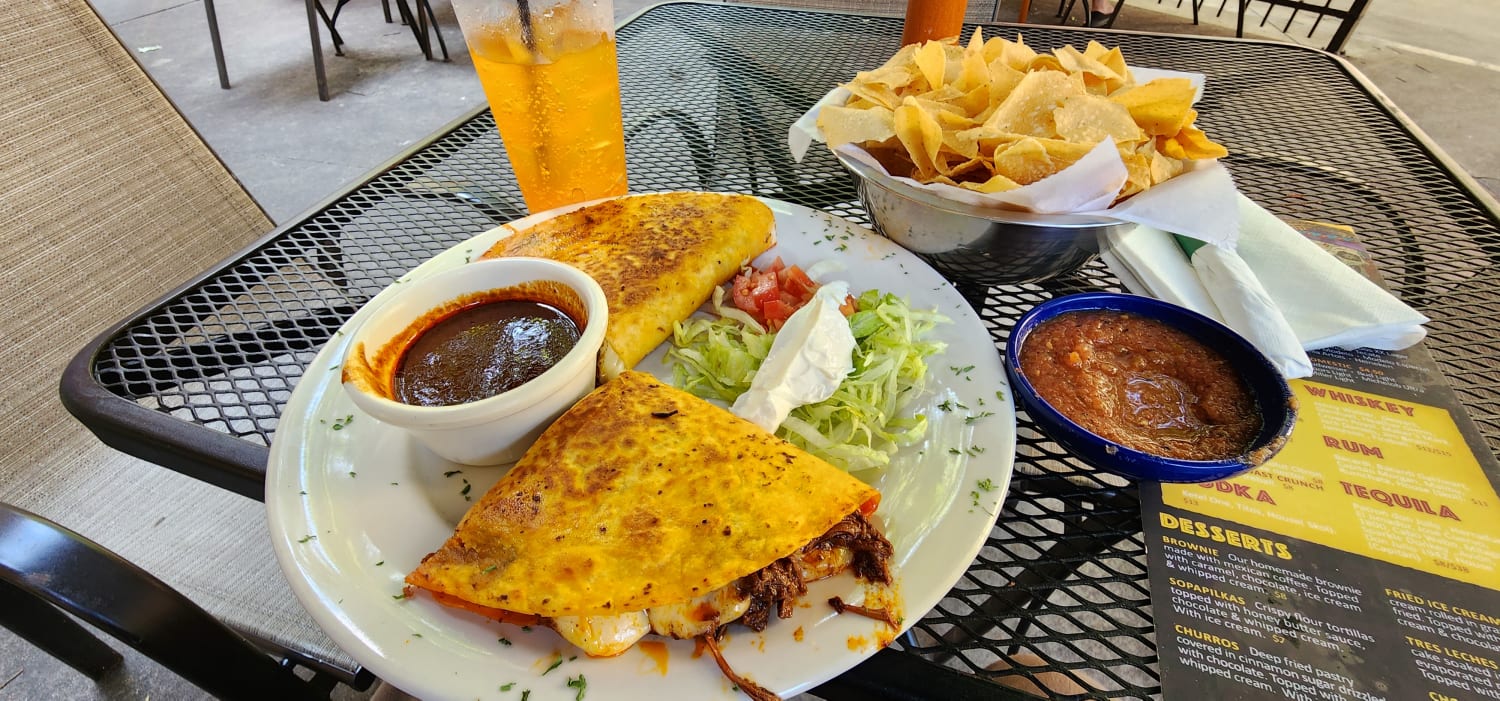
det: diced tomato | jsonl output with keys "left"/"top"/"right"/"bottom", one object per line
{"left": 778, "top": 265, "right": 817, "bottom": 299}
{"left": 732, "top": 268, "right": 781, "bottom": 325}
{"left": 731, "top": 272, "right": 757, "bottom": 314}
{"left": 748, "top": 271, "right": 779, "bottom": 307}
{"left": 839, "top": 295, "right": 858, "bottom": 317}
{"left": 727, "top": 261, "right": 846, "bottom": 330}
{"left": 762, "top": 299, "right": 797, "bottom": 331}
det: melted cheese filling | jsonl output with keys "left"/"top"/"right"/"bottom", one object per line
{"left": 553, "top": 543, "right": 854, "bottom": 656}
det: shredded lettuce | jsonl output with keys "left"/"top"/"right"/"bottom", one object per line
{"left": 670, "top": 287, "right": 947, "bottom": 472}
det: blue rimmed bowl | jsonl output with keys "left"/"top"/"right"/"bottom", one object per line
{"left": 1003, "top": 292, "right": 1298, "bottom": 483}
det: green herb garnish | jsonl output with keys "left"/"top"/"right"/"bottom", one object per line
{"left": 542, "top": 655, "right": 565, "bottom": 675}
{"left": 566, "top": 674, "right": 588, "bottom": 700}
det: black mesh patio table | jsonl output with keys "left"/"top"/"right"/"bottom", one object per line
{"left": 61, "top": 2, "right": 1500, "bottom": 698}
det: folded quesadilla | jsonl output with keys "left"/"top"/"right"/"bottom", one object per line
{"left": 480, "top": 192, "right": 776, "bottom": 380}
{"left": 405, "top": 371, "right": 895, "bottom": 669}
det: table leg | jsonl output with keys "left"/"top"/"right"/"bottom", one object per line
{"left": 1017, "top": 0, "right": 1032, "bottom": 23}
{"left": 304, "top": 0, "right": 331, "bottom": 101}
{"left": 394, "top": 0, "right": 433, "bottom": 60}
{"left": 1327, "top": 0, "right": 1369, "bottom": 53}
{"left": 419, "top": 0, "right": 450, "bottom": 61}
{"left": 203, "top": 0, "right": 229, "bottom": 89}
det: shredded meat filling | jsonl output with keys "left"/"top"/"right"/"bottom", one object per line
{"left": 734, "top": 511, "right": 894, "bottom": 632}
{"left": 804, "top": 511, "right": 894, "bottom": 584}
{"left": 736, "top": 556, "right": 806, "bottom": 632}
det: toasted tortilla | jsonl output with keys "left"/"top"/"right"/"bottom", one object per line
{"left": 480, "top": 192, "right": 776, "bottom": 380}
{"left": 406, "top": 371, "right": 878, "bottom": 617}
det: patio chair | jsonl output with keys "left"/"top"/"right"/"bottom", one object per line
{"left": 203, "top": 0, "right": 450, "bottom": 100}
{"left": 1, "top": 0, "right": 372, "bottom": 695}
{"left": 0, "top": 502, "right": 368, "bottom": 700}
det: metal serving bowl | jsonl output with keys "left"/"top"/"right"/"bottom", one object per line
{"left": 838, "top": 152, "right": 1134, "bottom": 286}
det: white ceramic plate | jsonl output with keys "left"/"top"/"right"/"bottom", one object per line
{"left": 266, "top": 195, "right": 1015, "bottom": 701}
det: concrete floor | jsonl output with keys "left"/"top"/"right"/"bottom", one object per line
{"left": 3, "top": 0, "right": 1494, "bottom": 699}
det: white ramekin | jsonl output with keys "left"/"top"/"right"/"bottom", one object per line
{"left": 341, "top": 257, "right": 607, "bottom": 465}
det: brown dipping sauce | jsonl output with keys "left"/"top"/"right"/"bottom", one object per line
{"left": 393, "top": 299, "right": 581, "bottom": 407}
{"left": 1018, "top": 310, "right": 1261, "bottom": 461}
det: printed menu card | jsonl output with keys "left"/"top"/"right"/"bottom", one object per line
{"left": 1141, "top": 221, "right": 1500, "bottom": 700}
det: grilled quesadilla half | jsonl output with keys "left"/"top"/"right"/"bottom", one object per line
{"left": 480, "top": 192, "right": 776, "bottom": 380}
{"left": 405, "top": 371, "right": 895, "bottom": 669}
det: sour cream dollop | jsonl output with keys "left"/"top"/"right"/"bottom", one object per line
{"left": 729, "top": 281, "right": 856, "bottom": 432}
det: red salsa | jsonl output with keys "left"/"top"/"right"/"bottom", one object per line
{"left": 394, "top": 299, "right": 580, "bottom": 407}
{"left": 1018, "top": 310, "right": 1261, "bottom": 461}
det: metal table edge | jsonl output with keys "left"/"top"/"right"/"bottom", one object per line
{"left": 57, "top": 103, "right": 493, "bottom": 495}
{"left": 1322, "top": 50, "right": 1500, "bottom": 220}
{"left": 60, "top": 330, "right": 270, "bottom": 500}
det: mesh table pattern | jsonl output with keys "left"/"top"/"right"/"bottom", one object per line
{"left": 69, "top": 3, "right": 1500, "bottom": 698}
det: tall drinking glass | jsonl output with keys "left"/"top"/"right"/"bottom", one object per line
{"left": 901, "top": 0, "right": 969, "bottom": 44}
{"left": 450, "top": 0, "right": 628, "bottom": 213}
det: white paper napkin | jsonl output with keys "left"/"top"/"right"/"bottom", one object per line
{"left": 1103, "top": 194, "right": 1430, "bottom": 379}
{"left": 1234, "top": 196, "right": 1429, "bottom": 351}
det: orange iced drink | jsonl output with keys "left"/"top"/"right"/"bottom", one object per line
{"left": 901, "top": 0, "right": 968, "bottom": 44}
{"left": 463, "top": 2, "right": 628, "bottom": 213}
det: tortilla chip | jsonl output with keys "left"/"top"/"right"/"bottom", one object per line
{"left": 1118, "top": 150, "right": 1154, "bottom": 198}
{"left": 984, "top": 33, "right": 1038, "bottom": 71}
{"left": 914, "top": 40, "right": 948, "bottom": 90}
{"left": 1053, "top": 94, "right": 1145, "bottom": 145}
{"left": 1173, "top": 123, "right": 1229, "bottom": 159}
{"left": 1109, "top": 77, "right": 1197, "bottom": 136}
{"left": 1034, "top": 136, "right": 1100, "bottom": 165}
{"left": 993, "top": 137, "right": 1062, "bottom": 184}
{"left": 983, "top": 70, "right": 1082, "bottom": 137}
{"left": 1150, "top": 149, "right": 1185, "bottom": 184}
{"left": 1085, "top": 41, "right": 1129, "bottom": 77}
{"left": 817, "top": 105, "right": 897, "bottom": 147}
{"left": 1053, "top": 44, "right": 1129, "bottom": 95}
{"left": 894, "top": 97, "right": 946, "bottom": 178}
{"left": 959, "top": 172, "right": 1023, "bottom": 193}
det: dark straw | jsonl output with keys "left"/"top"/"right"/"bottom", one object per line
{"left": 517, "top": 0, "right": 535, "bottom": 49}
